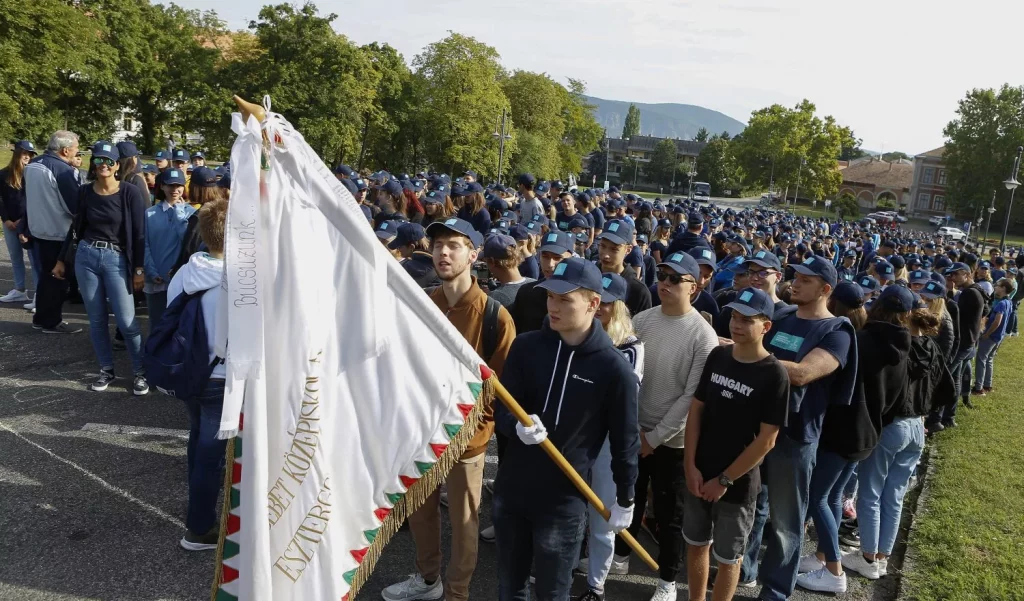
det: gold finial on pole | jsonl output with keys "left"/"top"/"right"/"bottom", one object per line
{"left": 233, "top": 95, "right": 266, "bottom": 123}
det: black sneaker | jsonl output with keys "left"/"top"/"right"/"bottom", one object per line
{"left": 90, "top": 371, "right": 116, "bottom": 392}
{"left": 942, "top": 419, "right": 958, "bottom": 429}
{"left": 839, "top": 530, "right": 861, "bottom": 548}
{"left": 42, "top": 323, "right": 82, "bottom": 334}
{"left": 180, "top": 527, "right": 219, "bottom": 551}
{"left": 133, "top": 375, "right": 150, "bottom": 396}
{"left": 576, "top": 589, "right": 604, "bottom": 601}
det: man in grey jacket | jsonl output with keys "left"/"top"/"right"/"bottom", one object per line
{"left": 26, "top": 130, "right": 82, "bottom": 334}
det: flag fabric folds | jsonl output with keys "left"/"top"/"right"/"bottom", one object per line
{"left": 213, "top": 105, "right": 493, "bottom": 601}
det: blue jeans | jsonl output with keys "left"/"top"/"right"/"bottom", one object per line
{"left": 973, "top": 337, "right": 1000, "bottom": 390}
{"left": 742, "top": 435, "right": 817, "bottom": 601}
{"left": 807, "top": 450, "right": 857, "bottom": 562}
{"left": 586, "top": 439, "right": 616, "bottom": 592}
{"left": 184, "top": 378, "right": 227, "bottom": 534}
{"left": 74, "top": 242, "right": 144, "bottom": 374}
{"left": 493, "top": 495, "right": 587, "bottom": 601}
{"left": 857, "top": 417, "right": 925, "bottom": 555}
{"left": 739, "top": 484, "right": 768, "bottom": 583}
{"left": 3, "top": 229, "right": 36, "bottom": 291}
{"left": 146, "top": 291, "right": 168, "bottom": 334}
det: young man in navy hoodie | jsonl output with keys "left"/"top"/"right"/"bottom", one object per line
{"left": 493, "top": 257, "right": 640, "bottom": 601}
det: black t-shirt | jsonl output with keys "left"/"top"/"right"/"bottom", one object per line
{"left": 693, "top": 345, "right": 790, "bottom": 504}
{"left": 82, "top": 190, "right": 124, "bottom": 244}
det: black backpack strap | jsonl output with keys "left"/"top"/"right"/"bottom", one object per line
{"left": 482, "top": 296, "right": 501, "bottom": 364}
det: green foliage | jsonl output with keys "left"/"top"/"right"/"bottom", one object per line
{"left": 621, "top": 156, "right": 642, "bottom": 185}
{"left": 358, "top": 42, "right": 415, "bottom": 171}
{"left": 881, "top": 151, "right": 910, "bottom": 162}
{"left": 835, "top": 193, "right": 859, "bottom": 219}
{"left": 838, "top": 125, "right": 867, "bottom": 161}
{"left": 876, "top": 196, "right": 897, "bottom": 209}
{"left": 696, "top": 138, "right": 741, "bottom": 196}
{"left": 503, "top": 71, "right": 563, "bottom": 178}
{"left": 943, "top": 85, "right": 1024, "bottom": 217}
{"left": 732, "top": 99, "right": 843, "bottom": 200}
{"left": 694, "top": 127, "right": 709, "bottom": 143}
{"left": 622, "top": 103, "right": 641, "bottom": 139}
{"left": 645, "top": 139, "right": 680, "bottom": 187}
{"left": 557, "top": 79, "right": 603, "bottom": 178}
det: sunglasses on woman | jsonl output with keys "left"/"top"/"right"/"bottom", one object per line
{"left": 92, "top": 157, "right": 116, "bottom": 167}
{"left": 656, "top": 271, "right": 695, "bottom": 285}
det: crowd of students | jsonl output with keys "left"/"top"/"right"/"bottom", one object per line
{"left": 2, "top": 131, "right": 1020, "bottom": 601}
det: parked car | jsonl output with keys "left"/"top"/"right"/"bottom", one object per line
{"left": 929, "top": 215, "right": 947, "bottom": 226}
{"left": 867, "top": 212, "right": 893, "bottom": 223}
{"left": 936, "top": 226, "right": 967, "bottom": 241}
{"left": 859, "top": 217, "right": 877, "bottom": 227}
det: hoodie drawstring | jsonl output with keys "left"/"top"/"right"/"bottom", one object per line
{"left": 553, "top": 351, "right": 575, "bottom": 428}
{"left": 541, "top": 340, "right": 562, "bottom": 416}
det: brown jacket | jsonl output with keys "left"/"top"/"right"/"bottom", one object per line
{"left": 430, "top": 277, "right": 516, "bottom": 458}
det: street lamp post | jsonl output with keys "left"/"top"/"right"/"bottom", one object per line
{"left": 604, "top": 135, "right": 611, "bottom": 188}
{"left": 793, "top": 157, "right": 806, "bottom": 208}
{"left": 493, "top": 109, "right": 512, "bottom": 185}
{"left": 999, "top": 145, "right": 1024, "bottom": 253}
{"left": 983, "top": 190, "right": 996, "bottom": 254}
{"left": 687, "top": 159, "right": 697, "bottom": 200}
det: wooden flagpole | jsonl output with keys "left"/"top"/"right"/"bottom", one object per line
{"left": 487, "top": 374, "right": 660, "bottom": 572}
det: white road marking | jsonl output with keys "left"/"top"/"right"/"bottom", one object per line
{"left": 81, "top": 423, "right": 189, "bottom": 439}
{"left": 0, "top": 465, "right": 42, "bottom": 486}
{"left": 0, "top": 419, "right": 186, "bottom": 529}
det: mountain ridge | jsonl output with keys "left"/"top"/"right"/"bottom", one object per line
{"left": 585, "top": 95, "right": 747, "bottom": 140}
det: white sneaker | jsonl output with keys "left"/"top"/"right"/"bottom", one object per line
{"left": 878, "top": 557, "right": 889, "bottom": 576}
{"left": 610, "top": 554, "right": 630, "bottom": 575}
{"left": 796, "top": 567, "right": 848, "bottom": 593}
{"left": 483, "top": 478, "right": 495, "bottom": 495}
{"left": 0, "top": 289, "right": 29, "bottom": 303}
{"left": 23, "top": 297, "right": 35, "bottom": 310}
{"left": 798, "top": 553, "right": 825, "bottom": 573}
{"left": 381, "top": 574, "right": 443, "bottom": 601}
{"left": 841, "top": 551, "right": 880, "bottom": 580}
{"left": 479, "top": 524, "right": 495, "bottom": 543}
{"left": 648, "top": 580, "right": 677, "bottom": 601}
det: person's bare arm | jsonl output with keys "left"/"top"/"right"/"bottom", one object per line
{"left": 778, "top": 347, "right": 840, "bottom": 387}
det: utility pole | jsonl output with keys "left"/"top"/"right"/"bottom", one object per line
{"left": 493, "top": 109, "right": 512, "bottom": 186}
{"left": 793, "top": 157, "right": 806, "bottom": 208}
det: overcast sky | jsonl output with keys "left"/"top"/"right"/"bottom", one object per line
{"left": 174, "top": 0, "right": 1022, "bottom": 155}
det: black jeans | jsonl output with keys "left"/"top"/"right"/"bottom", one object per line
{"left": 613, "top": 445, "right": 686, "bottom": 582}
{"left": 929, "top": 345, "right": 975, "bottom": 425}
{"left": 32, "top": 239, "right": 69, "bottom": 329}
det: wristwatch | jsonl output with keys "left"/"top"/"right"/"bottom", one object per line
{"left": 718, "top": 473, "right": 734, "bottom": 487}
{"left": 135, "top": 268, "right": 144, "bottom": 276}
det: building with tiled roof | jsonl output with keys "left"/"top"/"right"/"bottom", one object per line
{"left": 908, "top": 146, "right": 950, "bottom": 216}
{"left": 837, "top": 156, "right": 914, "bottom": 210}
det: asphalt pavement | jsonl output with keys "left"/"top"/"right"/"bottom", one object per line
{"left": 0, "top": 239, "right": 899, "bottom": 601}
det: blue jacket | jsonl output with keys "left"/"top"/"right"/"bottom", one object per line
{"left": 457, "top": 205, "right": 491, "bottom": 235}
{"left": 144, "top": 202, "right": 195, "bottom": 283}
{"left": 495, "top": 318, "right": 640, "bottom": 512}
{"left": 24, "top": 151, "right": 81, "bottom": 241}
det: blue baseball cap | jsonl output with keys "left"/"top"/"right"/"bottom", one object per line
{"left": 843, "top": 249, "right": 858, "bottom": 258}
{"left": 874, "top": 259, "right": 895, "bottom": 281}
{"left": 340, "top": 177, "right": 358, "bottom": 197}
{"left": 943, "top": 261, "right": 970, "bottom": 275}
{"left": 425, "top": 217, "right": 483, "bottom": 248}
{"left": 423, "top": 188, "right": 446, "bottom": 204}
{"left": 352, "top": 177, "right": 368, "bottom": 191}
{"left": 114, "top": 141, "right": 138, "bottom": 159}
{"left": 687, "top": 213, "right": 703, "bottom": 227}
{"left": 537, "top": 257, "right": 604, "bottom": 295}
{"left": 792, "top": 255, "right": 839, "bottom": 287}
{"left": 381, "top": 178, "right": 404, "bottom": 197}
{"left": 877, "top": 284, "right": 916, "bottom": 312}
{"left": 14, "top": 140, "right": 36, "bottom": 154}
{"left": 91, "top": 141, "right": 119, "bottom": 161}
{"left": 191, "top": 166, "right": 218, "bottom": 187}
{"left": 745, "top": 249, "right": 782, "bottom": 271}
{"left": 161, "top": 168, "right": 186, "bottom": 186}
{"left": 192, "top": 150, "right": 205, "bottom": 159}
{"left": 934, "top": 256, "right": 953, "bottom": 270}
{"left": 154, "top": 150, "right": 169, "bottom": 160}
{"left": 335, "top": 164, "right": 354, "bottom": 176}
{"left": 568, "top": 214, "right": 589, "bottom": 231}
{"left": 487, "top": 194, "right": 509, "bottom": 213}
{"left": 171, "top": 149, "right": 190, "bottom": 162}
{"left": 890, "top": 255, "right": 906, "bottom": 270}
{"left": 501, "top": 210, "right": 518, "bottom": 224}
{"left": 832, "top": 281, "right": 867, "bottom": 307}
{"left": 509, "top": 224, "right": 530, "bottom": 241}
{"left": 599, "top": 272, "right": 629, "bottom": 303}
{"left": 909, "top": 269, "right": 931, "bottom": 285}
{"left": 375, "top": 220, "right": 400, "bottom": 239}
{"left": 689, "top": 247, "right": 718, "bottom": 270}
{"left": 726, "top": 287, "right": 776, "bottom": 319}
{"left": 658, "top": 251, "right": 701, "bottom": 279}
{"left": 539, "top": 230, "right": 575, "bottom": 255}
{"left": 858, "top": 275, "right": 880, "bottom": 295}
{"left": 658, "top": 218, "right": 672, "bottom": 229}
{"left": 388, "top": 222, "right": 426, "bottom": 250}
{"left": 920, "top": 280, "right": 946, "bottom": 299}
{"left": 599, "top": 219, "right": 634, "bottom": 245}
{"left": 482, "top": 234, "right": 517, "bottom": 259}
{"left": 142, "top": 164, "right": 158, "bottom": 175}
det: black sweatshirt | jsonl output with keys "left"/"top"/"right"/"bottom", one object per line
{"left": 956, "top": 286, "right": 985, "bottom": 352}
{"left": 494, "top": 318, "right": 640, "bottom": 512}
{"left": 820, "top": 321, "right": 911, "bottom": 461}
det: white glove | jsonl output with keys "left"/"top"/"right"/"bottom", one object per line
{"left": 608, "top": 502, "right": 634, "bottom": 533}
{"left": 515, "top": 415, "right": 548, "bottom": 445}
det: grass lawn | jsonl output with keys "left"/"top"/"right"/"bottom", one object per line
{"left": 901, "top": 335, "right": 1024, "bottom": 600}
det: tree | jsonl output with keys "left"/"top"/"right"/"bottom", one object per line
{"left": 695, "top": 137, "right": 741, "bottom": 196}
{"left": 694, "top": 127, "right": 709, "bottom": 143}
{"left": 413, "top": 33, "right": 513, "bottom": 178}
{"left": 838, "top": 126, "right": 867, "bottom": 161}
{"left": 503, "top": 71, "right": 563, "bottom": 178}
{"left": 944, "top": 85, "right": 1024, "bottom": 218}
{"left": 877, "top": 196, "right": 897, "bottom": 209}
{"left": 835, "top": 193, "right": 859, "bottom": 219}
{"left": 358, "top": 42, "right": 414, "bottom": 171}
{"left": 645, "top": 139, "right": 679, "bottom": 187}
{"left": 622, "top": 103, "right": 641, "bottom": 139}
{"left": 557, "top": 79, "right": 603, "bottom": 179}
{"left": 881, "top": 151, "right": 910, "bottom": 162}
{"left": 719, "top": 131, "right": 732, "bottom": 141}
{"left": 621, "top": 156, "right": 642, "bottom": 187}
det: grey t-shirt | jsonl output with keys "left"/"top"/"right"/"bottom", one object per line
{"left": 488, "top": 278, "right": 536, "bottom": 308}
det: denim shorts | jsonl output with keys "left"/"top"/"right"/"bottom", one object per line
{"left": 682, "top": 486, "right": 755, "bottom": 564}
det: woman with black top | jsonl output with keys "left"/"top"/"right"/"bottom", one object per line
{"left": 115, "top": 141, "right": 151, "bottom": 204}
{"left": 0, "top": 140, "right": 38, "bottom": 304}
{"left": 454, "top": 182, "right": 491, "bottom": 235}
{"left": 53, "top": 141, "right": 149, "bottom": 396}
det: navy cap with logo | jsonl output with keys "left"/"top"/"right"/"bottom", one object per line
{"left": 115, "top": 141, "right": 139, "bottom": 159}
{"left": 501, "top": 210, "right": 518, "bottom": 224}
{"left": 832, "top": 281, "right": 867, "bottom": 308}
{"left": 482, "top": 233, "right": 517, "bottom": 259}
{"left": 14, "top": 140, "right": 36, "bottom": 154}
{"left": 353, "top": 177, "right": 368, "bottom": 191}
{"left": 382, "top": 178, "right": 404, "bottom": 197}
{"left": 658, "top": 251, "right": 701, "bottom": 279}
{"left": 791, "top": 255, "right": 838, "bottom": 287}
{"left": 657, "top": 218, "right": 672, "bottom": 229}
{"left": 539, "top": 230, "right": 575, "bottom": 255}
{"left": 192, "top": 151, "right": 205, "bottom": 159}
{"left": 142, "top": 164, "right": 158, "bottom": 175}
{"left": 340, "top": 177, "right": 358, "bottom": 197}
{"left": 726, "top": 287, "right": 775, "bottom": 319}
{"left": 843, "top": 249, "right": 858, "bottom": 258}
{"left": 171, "top": 149, "right": 190, "bottom": 162}
{"left": 388, "top": 222, "right": 426, "bottom": 250}
{"left": 335, "top": 164, "right": 354, "bottom": 176}
{"left": 487, "top": 194, "right": 509, "bottom": 213}
{"left": 518, "top": 173, "right": 536, "bottom": 187}
{"left": 509, "top": 224, "right": 530, "bottom": 241}
{"left": 568, "top": 214, "right": 589, "bottom": 231}
{"left": 375, "top": 220, "right": 400, "bottom": 240}
{"left": 536, "top": 182, "right": 550, "bottom": 194}
{"left": 91, "top": 141, "right": 119, "bottom": 161}
{"left": 525, "top": 222, "right": 542, "bottom": 235}
{"left": 689, "top": 247, "right": 718, "bottom": 270}
{"left": 934, "top": 256, "right": 953, "bottom": 270}
{"left": 874, "top": 259, "right": 895, "bottom": 281}
{"left": 537, "top": 257, "right": 604, "bottom": 295}
{"left": 890, "top": 255, "right": 906, "bottom": 270}
{"left": 877, "top": 284, "right": 916, "bottom": 312}
{"left": 687, "top": 213, "right": 703, "bottom": 227}
{"left": 920, "top": 280, "right": 946, "bottom": 299}
{"left": 162, "top": 168, "right": 186, "bottom": 186}
{"left": 909, "top": 269, "right": 931, "bottom": 284}
{"left": 599, "top": 272, "right": 629, "bottom": 304}
{"left": 858, "top": 275, "right": 880, "bottom": 295}
{"left": 745, "top": 249, "right": 782, "bottom": 271}
{"left": 191, "top": 166, "right": 218, "bottom": 187}
{"left": 464, "top": 169, "right": 478, "bottom": 179}
{"left": 154, "top": 150, "right": 168, "bottom": 160}
{"left": 944, "top": 261, "right": 970, "bottom": 275}
{"left": 599, "top": 219, "right": 634, "bottom": 245}
{"left": 425, "top": 217, "right": 484, "bottom": 248}
{"left": 531, "top": 214, "right": 550, "bottom": 227}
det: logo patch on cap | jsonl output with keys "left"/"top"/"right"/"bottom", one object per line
{"left": 669, "top": 253, "right": 683, "bottom": 262}
{"left": 756, "top": 251, "right": 766, "bottom": 258}
{"left": 607, "top": 222, "right": 619, "bottom": 232}
{"left": 740, "top": 290, "right": 754, "bottom": 302}
{"left": 554, "top": 263, "right": 568, "bottom": 276}
{"left": 702, "top": 250, "right": 713, "bottom": 259}
{"left": 170, "top": 170, "right": 179, "bottom": 177}
{"left": 445, "top": 218, "right": 458, "bottom": 226}
{"left": 547, "top": 233, "right": 558, "bottom": 243}
{"left": 803, "top": 257, "right": 816, "bottom": 265}
{"left": 102, "top": 144, "right": 111, "bottom": 151}
{"left": 861, "top": 278, "right": 871, "bottom": 286}
{"left": 602, "top": 276, "right": 612, "bottom": 289}
{"left": 380, "top": 222, "right": 389, "bottom": 230}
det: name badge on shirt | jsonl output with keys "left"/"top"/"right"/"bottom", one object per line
{"left": 770, "top": 331, "right": 804, "bottom": 353}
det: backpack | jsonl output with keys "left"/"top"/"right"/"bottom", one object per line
{"left": 481, "top": 296, "right": 501, "bottom": 364}
{"left": 143, "top": 290, "right": 221, "bottom": 400}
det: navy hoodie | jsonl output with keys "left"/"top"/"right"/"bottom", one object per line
{"left": 494, "top": 318, "right": 640, "bottom": 514}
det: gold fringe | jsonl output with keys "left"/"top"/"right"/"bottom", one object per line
{"left": 348, "top": 377, "right": 495, "bottom": 597}
{"left": 210, "top": 437, "right": 237, "bottom": 601}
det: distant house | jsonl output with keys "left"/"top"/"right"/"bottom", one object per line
{"left": 111, "top": 109, "right": 142, "bottom": 143}
{"left": 836, "top": 156, "right": 913, "bottom": 210}
{"left": 597, "top": 135, "right": 706, "bottom": 187}
{"left": 908, "top": 146, "right": 949, "bottom": 217}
